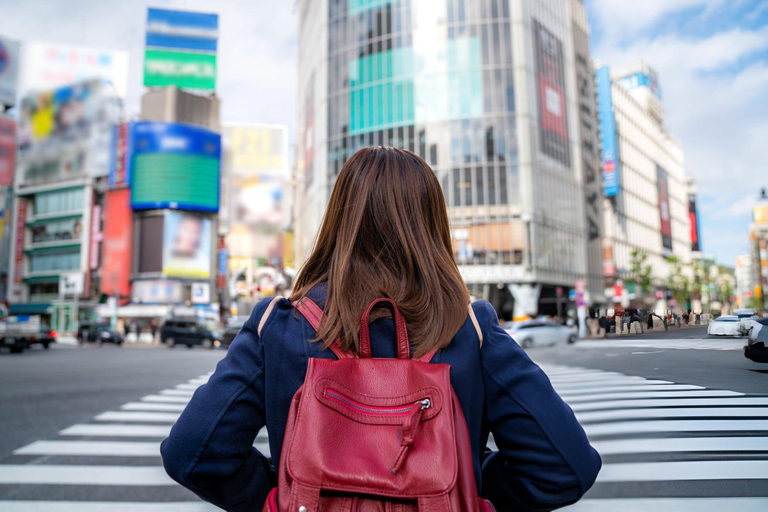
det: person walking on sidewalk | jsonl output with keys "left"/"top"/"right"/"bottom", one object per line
{"left": 160, "top": 147, "right": 601, "bottom": 511}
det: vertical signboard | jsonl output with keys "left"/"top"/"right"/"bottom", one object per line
{"left": 89, "top": 204, "right": 102, "bottom": 270}
{"left": 0, "top": 35, "right": 20, "bottom": 107}
{"left": 109, "top": 122, "right": 130, "bottom": 187}
{"left": 596, "top": 67, "right": 620, "bottom": 197}
{"left": 144, "top": 8, "right": 218, "bottom": 91}
{"left": 657, "top": 165, "right": 673, "bottom": 256}
{"left": 100, "top": 189, "right": 133, "bottom": 297}
{"left": 688, "top": 193, "right": 701, "bottom": 253}
{"left": 0, "top": 115, "right": 15, "bottom": 186}
{"left": 303, "top": 77, "right": 315, "bottom": 188}
{"left": 533, "top": 20, "right": 570, "bottom": 167}
{"left": 217, "top": 235, "right": 226, "bottom": 289}
{"left": 12, "top": 199, "right": 26, "bottom": 298}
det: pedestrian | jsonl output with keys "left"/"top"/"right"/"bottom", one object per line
{"left": 621, "top": 310, "right": 631, "bottom": 334}
{"left": 160, "top": 147, "right": 601, "bottom": 511}
{"left": 647, "top": 312, "right": 654, "bottom": 330}
{"left": 598, "top": 313, "right": 608, "bottom": 337}
{"left": 674, "top": 312, "right": 681, "bottom": 328}
{"left": 629, "top": 309, "right": 643, "bottom": 334}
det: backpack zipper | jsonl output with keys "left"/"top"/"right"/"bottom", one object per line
{"left": 325, "top": 389, "right": 431, "bottom": 416}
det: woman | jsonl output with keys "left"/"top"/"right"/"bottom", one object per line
{"left": 161, "top": 147, "right": 601, "bottom": 511}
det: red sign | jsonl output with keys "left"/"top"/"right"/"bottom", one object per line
{"left": 13, "top": 199, "right": 26, "bottom": 297}
{"left": 0, "top": 116, "right": 16, "bottom": 187}
{"left": 100, "top": 189, "right": 133, "bottom": 296}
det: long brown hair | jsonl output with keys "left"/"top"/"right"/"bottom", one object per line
{"left": 290, "top": 147, "right": 470, "bottom": 357}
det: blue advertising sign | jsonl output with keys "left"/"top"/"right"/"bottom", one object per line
{"left": 128, "top": 122, "right": 221, "bottom": 212}
{"left": 596, "top": 67, "right": 620, "bottom": 197}
{"left": 146, "top": 8, "right": 218, "bottom": 52}
{"left": 617, "top": 71, "right": 661, "bottom": 100}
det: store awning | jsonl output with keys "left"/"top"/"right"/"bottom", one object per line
{"left": 9, "top": 303, "right": 53, "bottom": 315}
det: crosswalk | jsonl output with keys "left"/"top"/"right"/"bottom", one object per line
{"left": 576, "top": 337, "right": 746, "bottom": 351}
{"left": 2, "top": 365, "right": 766, "bottom": 511}
{"left": 543, "top": 364, "right": 768, "bottom": 511}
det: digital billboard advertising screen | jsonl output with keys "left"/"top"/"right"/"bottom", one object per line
{"left": 129, "top": 122, "right": 221, "bottom": 212}
{"left": 657, "top": 165, "right": 673, "bottom": 256}
{"left": 162, "top": 211, "right": 212, "bottom": 279}
{"left": 596, "top": 67, "right": 620, "bottom": 197}
{"left": 688, "top": 193, "right": 701, "bottom": 252}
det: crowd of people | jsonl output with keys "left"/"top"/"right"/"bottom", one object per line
{"left": 587, "top": 308, "right": 701, "bottom": 337}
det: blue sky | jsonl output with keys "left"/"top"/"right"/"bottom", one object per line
{"left": 3, "top": 0, "right": 767, "bottom": 267}
{"left": 585, "top": 0, "right": 768, "bottom": 267}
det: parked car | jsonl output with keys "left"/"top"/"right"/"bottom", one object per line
{"left": 0, "top": 315, "right": 56, "bottom": 353}
{"left": 503, "top": 320, "right": 578, "bottom": 348}
{"left": 219, "top": 318, "right": 246, "bottom": 349}
{"left": 161, "top": 318, "right": 222, "bottom": 349}
{"left": 733, "top": 309, "right": 759, "bottom": 335}
{"left": 745, "top": 317, "right": 768, "bottom": 363}
{"left": 707, "top": 316, "right": 742, "bottom": 336}
{"left": 77, "top": 322, "right": 123, "bottom": 345}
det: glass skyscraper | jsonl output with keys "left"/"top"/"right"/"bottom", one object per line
{"left": 296, "top": 0, "right": 604, "bottom": 318}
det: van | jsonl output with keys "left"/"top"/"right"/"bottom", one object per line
{"left": 160, "top": 318, "right": 221, "bottom": 349}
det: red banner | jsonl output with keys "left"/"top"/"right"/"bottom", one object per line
{"left": 13, "top": 199, "right": 26, "bottom": 297}
{"left": 100, "top": 189, "right": 133, "bottom": 296}
{"left": 0, "top": 116, "right": 16, "bottom": 187}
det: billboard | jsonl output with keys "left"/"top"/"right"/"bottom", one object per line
{"left": 132, "top": 279, "right": 183, "bottom": 304}
{"left": 755, "top": 202, "right": 768, "bottom": 225}
{"left": 596, "top": 67, "right": 620, "bottom": 197}
{"left": 657, "top": 165, "right": 673, "bottom": 256}
{"left": 688, "top": 193, "right": 701, "bottom": 252}
{"left": 0, "top": 115, "right": 15, "bottom": 186}
{"left": 533, "top": 20, "right": 570, "bottom": 167}
{"left": 20, "top": 41, "right": 129, "bottom": 99}
{"left": 0, "top": 35, "right": 20, "bottom": 106}
{"left": 12, "top": 199, "right": 27, "bottom": 298}
{"left": 100, "top": 189, "right": 133, "bottom": 297}
{"left": 617, "top": 71, "right": 661, "bottom": 100}
{"left": 162, "top": 211, "right": 211, "bottom": 279}
{"left": 144, "top": 8, "right": 218, "bottom": 91}
{"left": 129, "top": 122, "right": 221, "bottom": 212}
{"left": 109, "top": 122, "right": 130, "bottom": 187}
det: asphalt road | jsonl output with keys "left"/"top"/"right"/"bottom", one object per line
{"left": 0, "top": 329, "right": 765, "bottom": 511}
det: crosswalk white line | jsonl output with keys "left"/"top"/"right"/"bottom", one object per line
{"left": 174, "top": 384, "right": 201, "bottom": 390}
{"left": 553, "top": 379, "right": 673, "bottom": 389}
{"left": 121, "top": 402, "right": 187, "bottom": 412}
{"left": 60, "top": 424, "right": 171, "bottom": 438}
{"left": 584, "top": 419, "right": 768, "bottom": 437}
{"left": 558, "top": 384, "right": 704, "bottom": 395}
{"left": 159, "top": 389, "right": 195, "bottom": 397}
{"left": 563, "top": 497, "right": 768, "bottom": 511}
{"left": 566, "top": 390, "right": 742, "bottom": 403}
{"left": 591, "top": 437, "right": 768, "bottom": 455}
{"left": 0, "top": 502, "right": 219, "bottom": 512}
{"left": 549, "top": 374, "right": 637, "bottom": 383}
{"left": 570, "top": 397, "right": 768, "bottom": 412}
{"left": 597, "top": 460, "right": 768, "bottom": 482}
{"left": 15, "top": 441, "right": 160, "bottom": 457}
{"left": 0, "top": 465, "right": 175, "bottom": 485}
{"left": 141, "top": 395, "right": 191, "bottom": 404}
{"left": 95, "top": 411, "right": 181, "bottom": 423}
{"left": 578, "top": 407, "right": 768, "bottom": 423}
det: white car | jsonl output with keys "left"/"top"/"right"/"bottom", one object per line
{"left": 707, "top": 316, "right": 742, "bottom": 336}
{"left": 503, "top": 320, "right": 578, "bottom": 348}
{"left": 733, "top": 309, "right": 759, "bottom": 335}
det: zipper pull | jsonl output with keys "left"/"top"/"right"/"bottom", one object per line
{"left": 389, "top": 399, "right": 430, "bottom": 474}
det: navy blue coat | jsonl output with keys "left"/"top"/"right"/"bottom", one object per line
{"left": 161, "top": 287, "right": 601, "bottom": 511}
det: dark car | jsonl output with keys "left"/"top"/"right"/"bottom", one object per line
{"left": 77, "top": 322, "right": 124, "bottom": 345}
{"left": 220, "top": 319, "right": 246, "bottom": 349}
{"left": 161, "top": 318, "right": 221, "bottom": 349}
{"left": 745, "top": 317, "right": 768, "bottom": 363}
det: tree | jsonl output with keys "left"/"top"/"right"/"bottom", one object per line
{"left": 626, "top": 249, "right": 653, "bottom": 295}
{"left": 667, "top": 256, "right": 691, "bottom": 306}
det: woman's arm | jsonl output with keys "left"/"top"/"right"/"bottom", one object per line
{"left": 161, "top": 298, "right": 277, "bottom": 511}
{"left": 476, "top": 301, "right": 601, "bottom": 511}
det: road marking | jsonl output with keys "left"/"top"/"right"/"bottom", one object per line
{"left": 141, "top": 395, "right": 191, "bottom": 404}
{"left": 584, "top": 419, "right": 768, "bottom": 437}
{"left": 566, "top": 390, "right": 742, "bottom": 403}
{"left": 558, "top": 384, "right": 704, "bottom": 396}
{"left": 0, "top": 465, "right": 175, "bottom": 485}
{"left": 159, "top": 389, "right": 194, "bottom": 397}
{"left": 563, "top": 497, "right": 768, "bottom": 511}
{"left": 570, "top": 397, "right": 768, "bottom": 412}
{"left": 578, "top": 407, "right": 768, "bottom": 423}
{"left": 553, "top": 379, "right": 673, "bottom": 389}
{"left": 14, "top": 441, "right": 160, "bottom": 457}
{"left": 597, "top": 460, "right": 768, "bottom": 482}
{"left": 121, "top": 402, "right": 187, "bottom": 412}
{"left": 174, "top": 384, "right": 200, "bottom": 390}
{"left": 0, "top": 503, "right": 220, "bottom": 512}
{"left": 575, "top": 339, "right": 745, "bottom": 351}
{"left": 549, "top": 373, "right": 636, "bottom": 383}
{"left": 95, "top": 411, "right": 181, "bottom": 423}
{"left": 591, "top": 437, "right": 768, "bottom": 455}
{"left": 60, "top": 424, "right": 171, "bottom": 437}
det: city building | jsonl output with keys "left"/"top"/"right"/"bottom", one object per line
{"left": 7, "top": 79, "right": 122, "bottom": 332}
{"left": 295, "top": 0, "right": 605, "bottom": 319}
{"left": 220, "top": 123, "right": 291, "bottom": 316}
{"left": 597, "top": 61, "right": 692, "bottom": 303}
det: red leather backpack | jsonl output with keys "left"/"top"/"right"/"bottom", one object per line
{"left": 263, "top": 297, "right": 495, "bottom": 512}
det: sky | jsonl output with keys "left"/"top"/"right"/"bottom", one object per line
{"left": 2, "top": 0, "right": 767, "bottom": 267}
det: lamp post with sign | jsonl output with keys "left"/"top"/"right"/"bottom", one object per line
{"left": 59, "top": 272, "right": 84, "bottom": 335}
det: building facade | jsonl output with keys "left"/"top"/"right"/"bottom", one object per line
{"left": 296, "top": 0, "right": 604, "bottom": 319}
{"left": 597, "top": 62, "right": 692, "bottom": 302}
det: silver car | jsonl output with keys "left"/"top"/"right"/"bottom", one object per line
{"left": 503, "top": 320, "right": 578, "bottom": 348}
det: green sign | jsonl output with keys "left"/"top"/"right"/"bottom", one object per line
{"left": 143, "top": 49, "right": 216, "bottom": 90}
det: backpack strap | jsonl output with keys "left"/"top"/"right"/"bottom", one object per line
{"left": 257, "top": 296, "right": 283, "bottom": 337}
{"left": 416, "top": 303, "right": 483, "bottom": 362}
{"left": 292, "top": 297, "right": 354, "bottom": 360}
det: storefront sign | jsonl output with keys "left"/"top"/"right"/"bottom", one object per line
{"left": 191, "top": 282, "right": 211, "bottom": 304}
